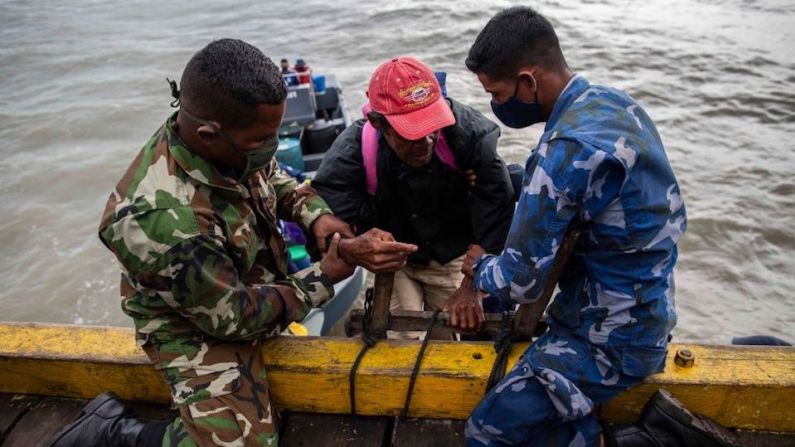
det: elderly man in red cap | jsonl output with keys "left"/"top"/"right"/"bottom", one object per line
{"left": 313, "top": 56, "right": 516, "bottom": 336}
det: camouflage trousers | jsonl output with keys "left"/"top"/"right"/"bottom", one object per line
{"left": 465, "top": 331, "right": 646, "bottom": 446}
{"left": 142, "top": 337, "right": 278, "bottom": 447}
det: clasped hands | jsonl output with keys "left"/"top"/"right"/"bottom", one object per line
{"left": 311, "top": 214, "right": 417, "bottom": 281}
{"left": 313, "top": 214, "right": 491, "bottom": 332}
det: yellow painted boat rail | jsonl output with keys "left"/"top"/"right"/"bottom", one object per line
{"left": 0, "top": 322, "right": 793, "bottom": 432}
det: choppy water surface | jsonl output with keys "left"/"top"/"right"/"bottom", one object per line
{"left": 1, "top": 0, "right": 793, "bottom": 343}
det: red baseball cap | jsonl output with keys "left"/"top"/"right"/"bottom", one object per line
{"left": 367, "top": 56, "right": 455, "bottom": 140}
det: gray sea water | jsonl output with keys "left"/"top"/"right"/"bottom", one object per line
{"left": 1, "top": 0, "right": 793, "bottom": 344}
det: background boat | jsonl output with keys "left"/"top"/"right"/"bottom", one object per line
{"left": 275, "top": 72, "right": 364, "bottom": 337}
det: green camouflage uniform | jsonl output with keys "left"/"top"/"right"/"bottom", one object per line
{"left": 99, "top": 113, "right": 335, "bottom": 446}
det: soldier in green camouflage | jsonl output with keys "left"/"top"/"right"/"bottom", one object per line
{"left": 49, "top": 39, "right": 416, "bottom": 447}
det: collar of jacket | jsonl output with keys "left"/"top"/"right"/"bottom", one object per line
{"left": 163, "top": 112, "right": 260, "bottom": 193}
{"left": 544, "top": 75, "right": 590, "bottom": 132}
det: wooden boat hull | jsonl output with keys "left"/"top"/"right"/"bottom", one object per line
{"left": 0, "top": 322, "right": 793, "bottom": 433}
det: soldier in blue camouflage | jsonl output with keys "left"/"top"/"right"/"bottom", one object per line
{"left": 455, "top": 7, "right": 735, "bottom": 447}
{"left": 50, "top": 39, "right": 416, "bottom": 447}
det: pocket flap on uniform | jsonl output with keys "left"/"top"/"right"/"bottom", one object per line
{"left": 620, "top": 345, "right": 667, "bottom": 377}
{"left": 171, "top": 366, "right": 242, "bottom": 406}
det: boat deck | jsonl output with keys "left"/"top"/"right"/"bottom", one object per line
{"left": 1, "top": 393, "right": 792, "bottom": 447}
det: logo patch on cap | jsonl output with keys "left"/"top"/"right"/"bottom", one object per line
{"left": 399, "top": 81, "right": 435, "bottom": 110}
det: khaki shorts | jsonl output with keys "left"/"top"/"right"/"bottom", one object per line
{"left": 388, "top": 255, "right": 465, "bottom": 339}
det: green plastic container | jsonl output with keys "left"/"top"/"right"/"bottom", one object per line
{"left": 276, "top": 137, "right": 304, "bottom": 172}
{"left": 287, "top": 244, "right": 311, "bottom": 269}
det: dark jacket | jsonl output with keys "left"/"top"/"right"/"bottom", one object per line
{"left": 313, "top": 98, "right": 515, "bottom": 265}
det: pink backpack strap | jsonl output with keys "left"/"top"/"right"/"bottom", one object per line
{"left": 361, "top": 103, "right": 372, "bottom": 116}
{"left": 434, "top": 131, "right": 458, "bottom": 171}
{"left": 361, "top": 121, "right": 379, "bottom": 196}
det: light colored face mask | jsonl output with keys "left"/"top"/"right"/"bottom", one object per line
{"left": 180, "top": 107, "right": 280, "bottom": 182}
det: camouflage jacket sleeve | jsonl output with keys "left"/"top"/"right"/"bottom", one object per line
{"left": 162, "top": 234, "right": 332, "bottom": 340}
{"left": 473, "top": 138, "right": 625, "bottom": 304}
{"left": 268, "top": 159, "right": 333, "bottom": 230}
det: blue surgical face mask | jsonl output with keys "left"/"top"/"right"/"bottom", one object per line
{"left": 490, "top": 75, "right": 543, "bottom": 129}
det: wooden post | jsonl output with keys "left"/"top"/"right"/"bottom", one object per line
{"left": 369, "top": 272, "right": 394, "bottom": 338}
{"left": 512, "top": 228, "right": 582, "bottom": 339}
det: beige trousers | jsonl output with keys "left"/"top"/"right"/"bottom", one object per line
{"left": 388, "top": 255, "right": 465, "bottom": 339}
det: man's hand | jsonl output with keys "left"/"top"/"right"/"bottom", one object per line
{"left": 442, "top": 277, "right": 485, "bottom": 331}
{"left": 462, "top": 243, "right": 487, "bottom": 277}
{"left": 320, "top": 233, "right": 356, "bottom": 282}
{"left": 338, "top": 228, "right": 417, "bottom": 273}
{"left": 311, "top": 214, "right": 355, "bottom": 254}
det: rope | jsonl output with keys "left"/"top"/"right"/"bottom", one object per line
{"left": 349, "top": 288, "right": 379, "bottom": 415}
{"left": 486, "top": 311, "right": 514, "bottom": 392}
{"left": 401, "top": 309, "right": 441, "bottom": 420}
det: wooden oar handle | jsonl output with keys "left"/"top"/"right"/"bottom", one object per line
{"left": 368, "top": 272, "right": 395, "bottom": 338}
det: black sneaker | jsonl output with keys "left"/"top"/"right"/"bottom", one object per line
{"left": 48, "top": 392, "right": 146, "bottom": 447}
{"left": 603, "top": 423, "right": 662, "bottom": 447}
{"left": 639, "top": 389, "right": 742, "bottom": 447}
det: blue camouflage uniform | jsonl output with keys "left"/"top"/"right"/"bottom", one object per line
{"left": 466, "top": 75, "right": 687, "bottom": 446}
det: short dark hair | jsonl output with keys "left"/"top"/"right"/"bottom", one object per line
{"left": 466, "top": 7, "right": 567, "bottom": 81}
{"left": 180, "top": 38, "right": 286, "bottom": 129}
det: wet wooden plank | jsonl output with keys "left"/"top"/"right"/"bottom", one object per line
{"left": 392, "top": 418, "right": 466, "bottom": 447}
{"left": 280, "top": 412, "right": 391, "bottom": 446}
{"left": 736, "top": 430, "right": 795, "bottom": 447}
{"left": 2, "top": 396, "right": 794, "bottom": 446}
{"left": 3, "top": 397, "right": 84, "bottom": 447}
{"left": 0, "top": 394, "right": 174, "bottom": 446}
{"left": 0, "top": 394, "right": 42, "bottom": 443}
